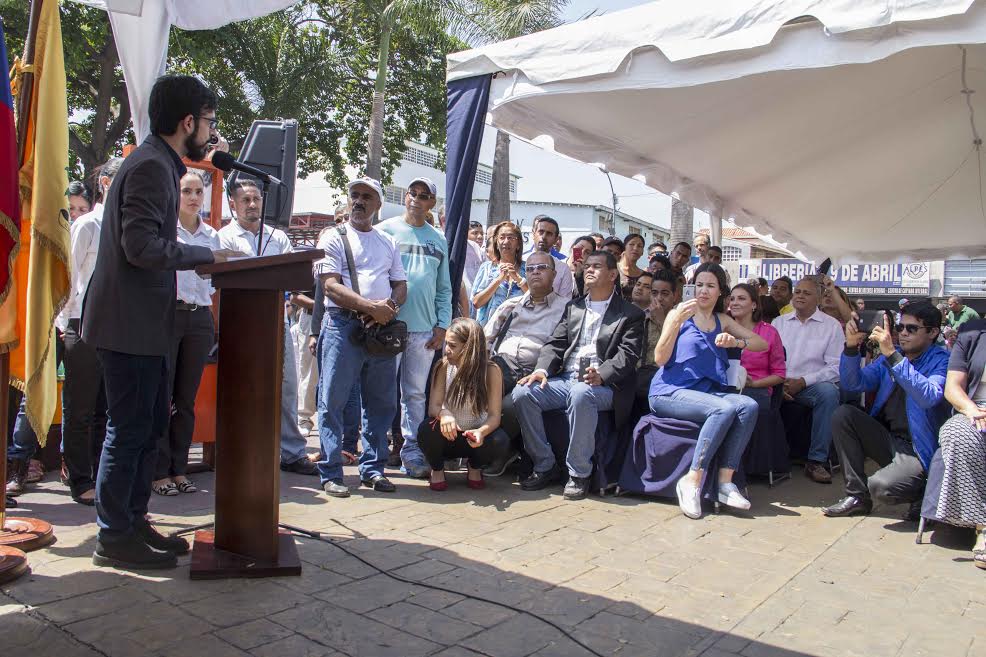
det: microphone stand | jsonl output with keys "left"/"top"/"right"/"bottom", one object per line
{"left": 258, "top": 178, "right": 270, "bottom": 256}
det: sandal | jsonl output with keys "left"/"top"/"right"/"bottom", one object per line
{"left": 153, "top": 482, "right": 179, "bottom": 496}
{"left": 26, "top": 459, "right": 44, "bottom": 483}
{"left": 174, "top": 479, "right": 197, "bottom": 493}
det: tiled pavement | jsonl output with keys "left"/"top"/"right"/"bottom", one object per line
{"left": 2, "top": 447, "right": 984, "bottom": 657}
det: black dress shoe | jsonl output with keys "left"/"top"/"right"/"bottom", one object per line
{"left": 280, "top": 458, "right": 318, "bottom": 476}
{"left": 520, "top": 465, "right": 562, "bottom": 491}
{"left": 822, "top": 496, "right": 873, "bottom": 518}
{"left": 6, "top": 495, "right": 15, "bottom": 508}
{"left": 92, "top": 535, "right": 178, "bottom": 570}
{"left": 361, "top": 475, "right": 396, "bottom": 492}
{"left": 134, "top": 519, "right": 190, "bottom": 555}
{"left": 903, "top": 499, "right": 923, "bottom": 522}
{"left": 563, "top": 476, "right": 589, "bottom": 501}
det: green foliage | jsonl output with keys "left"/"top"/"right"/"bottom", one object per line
{"left": 169, "top": 3, "right": 461, "bottom": 187}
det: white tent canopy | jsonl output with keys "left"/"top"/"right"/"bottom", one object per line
{"left": 448, "top": 0, "right": 986, "bottom": 263}
{"left": 81, "top": 0, "right": 299, "bottom": 141}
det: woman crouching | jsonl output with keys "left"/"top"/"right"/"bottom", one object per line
{"left": 418, "top": 318, "right": 510, "bottom": 490}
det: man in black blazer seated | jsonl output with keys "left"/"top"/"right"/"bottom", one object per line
{"left": 82, "top": 75, "right": 240, "bottom": 570}
{"left": 513, "top": 251, "right": 645, "bottom": 500}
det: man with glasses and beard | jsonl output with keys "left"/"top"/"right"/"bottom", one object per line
{"left": 81, "top": 75, "right": 242, "bottom": 570}
{"left": 822, "top": 302, "right": 949, "bottom": 518}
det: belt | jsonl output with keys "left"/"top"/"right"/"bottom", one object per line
{"left": 176, "top": 300, "right": 205, "bottom": 311}
{"left": 327, "top": 307, "right": 360, "bottom": 321}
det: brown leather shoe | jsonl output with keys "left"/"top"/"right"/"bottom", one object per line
{"left": 805, "top": 461, "right": 832, "bottom": 484}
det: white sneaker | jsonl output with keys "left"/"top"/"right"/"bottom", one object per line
{"left": 676, "top": 476, "right": 703, "bottom": 519}
{"left": 717, "top": 482, "right": 751, "bottom": 510}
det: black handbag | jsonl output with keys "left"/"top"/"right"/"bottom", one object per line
{"left": 336, "top": 225, "right": 408, "bottom": 357}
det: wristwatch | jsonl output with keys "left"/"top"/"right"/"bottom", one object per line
{"left": 737, "top": 338, "right": 748, "bottom": 350}
{"left": 386, "top": 298, "right": 400, "bottom": 313}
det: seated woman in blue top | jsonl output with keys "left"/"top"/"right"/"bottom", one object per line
{"left": 649, "top": 263, "right": 769, "bottom": 519}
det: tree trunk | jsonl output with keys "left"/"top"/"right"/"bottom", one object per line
{"left": 670, "top": 197, "right": 694, "bottom": 247}
{"left": 365, "top": 20, "right": 392, "bottom": 183}
{"left": 487, "top": 129, "right": 510, "bottom": 228}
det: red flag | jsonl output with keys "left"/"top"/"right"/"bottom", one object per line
{"left": 0, "top": 17, "right": 21, "bottom": 353}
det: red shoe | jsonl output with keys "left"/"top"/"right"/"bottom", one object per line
{"left": 429, "top": 480, "right": 448, "bottom": 491}
{"left": 467, "top": 472, "right": 485, "bottom": 490}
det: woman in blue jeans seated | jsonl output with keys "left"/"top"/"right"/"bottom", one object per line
{"left": 649, "top": 263, "right": 769, "bottom": 518}
{"left": 418, "top": 317, "right": 509, "bottom": 491}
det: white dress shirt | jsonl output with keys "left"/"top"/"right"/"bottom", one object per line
{"left": 771, "top": 308, "right": 844, "bottom": 387}
{"left": 218, "top": 220, "right": 293, "bottom": 257}
{"left": 176, "top": 218, "right": 220, "bottom": 306}
{"left": 562, "top": 290, "right": 614, "bottom": 375}
{"left": 61, "top": 203, "right": 104, "bottom": 326}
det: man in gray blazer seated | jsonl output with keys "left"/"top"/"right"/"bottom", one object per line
{"left": 82, "top": 75, "right": 240, "bottom": 570}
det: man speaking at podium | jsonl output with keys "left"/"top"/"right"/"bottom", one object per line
{"left": 82, "top": 75, "right": 241, "bottom": 570}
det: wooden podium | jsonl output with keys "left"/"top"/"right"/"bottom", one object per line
{"left": 189, "top": 250, "right": 321, "bottom": 579}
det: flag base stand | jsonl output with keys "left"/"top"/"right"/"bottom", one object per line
{"left": 0, "top": 517, "right": 54, "bottom": 552}
{"left": 0, "top": 546, "right": 28, "bottom": 584}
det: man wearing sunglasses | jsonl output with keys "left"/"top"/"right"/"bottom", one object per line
{"left": 378, "top": 177, "right": 452, "bottom": 478}
{"left": 823, "top": 301, "right": 950, "bottom": 518}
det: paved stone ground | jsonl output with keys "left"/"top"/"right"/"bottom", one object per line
{"left": 2, "top": 443, "right": 984, "bottom": 657}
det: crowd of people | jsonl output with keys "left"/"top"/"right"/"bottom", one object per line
{"left": 5, "top": 74, "right": 986, "bottom": 574}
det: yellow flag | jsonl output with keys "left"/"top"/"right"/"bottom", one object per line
{"left": 14, "top": 0, "right": 70, "bottom": 445}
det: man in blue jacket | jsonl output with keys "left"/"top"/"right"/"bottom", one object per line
{"left": 823, "top": 301, "right": 949, "bottom": 518}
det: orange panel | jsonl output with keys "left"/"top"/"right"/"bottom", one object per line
{"left": 192, "top": 362, "right": 217, "bottom": 444}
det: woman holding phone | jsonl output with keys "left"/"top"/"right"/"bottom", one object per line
{"left": 418, "top": 318, "right": 510, "bottom": 491}
{"left": 648, "top": 263, "right": 768, "bottom": 519}
{"left": 471, "top": 221, "right": 527, "bottom": 325}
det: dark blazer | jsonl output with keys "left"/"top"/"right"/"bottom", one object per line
{"left": 81, "top": 136, "right": 215, "bottom": 356}
{"left": 535, "top": 291, "right": 645, "bottom": 429}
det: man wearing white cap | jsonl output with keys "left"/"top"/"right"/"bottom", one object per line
{"left": 379, "top": 177, "right": 453, "bottom": 478}
{"left": 313, "top": 177, "right": 408, "bottom": 497}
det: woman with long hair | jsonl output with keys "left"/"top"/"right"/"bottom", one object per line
{"left": 728, "top": 283, "right": 786, "bottom": 410}
{"left": 649, "top": 263, "right": 768, "bottom": 518}
{"left": 618, "top": 233, "right": 646, "bottom": 298}
{"left": 471, "top": 221, "right": 528, "bottom": 325}
{"left": 151, "top": 170, "right": 220, "bottom": 496}
{"left": 418, "top": 318, "right": 509, "bottom": 490}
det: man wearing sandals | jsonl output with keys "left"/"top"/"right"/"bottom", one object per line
{"left": 314, "top": 177, "right": 407, "bottom": 498}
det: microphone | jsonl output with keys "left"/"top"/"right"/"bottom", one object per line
{"left": 211, "top": 151, "right": 282, "bottom": 186}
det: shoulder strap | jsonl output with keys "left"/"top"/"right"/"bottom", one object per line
{"left": 335, "top": 225, "right": 361, "bottom": 297}
{"left": 492, "top": 309, "right": 517, "bottom": 353}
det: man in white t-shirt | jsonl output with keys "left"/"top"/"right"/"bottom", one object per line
{"left": 218, "top": 179, "right": 317, "bottom": 476}
{"left": 313, "top": 177, "right": 408, "bottom": 498}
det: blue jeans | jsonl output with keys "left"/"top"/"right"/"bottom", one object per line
{"left": 342, "top": 382, "right": 361, "bottom": 454}
{"left": 649, "top": 388, "right": 758, "bottom": 471}
{"left": 280, "top": 321, "right": 309, "bottom": 465}
{"left": 793, "top": 381, "right": 840, "bottom": 463}
{"left": 7, "top": 396, "right": 38, "bottom": 461}
{"left": 316, "top": 310, "right": 398, "bottom": 484}
{"left": 397, "top": 331, "right": 437, "bottom": 467}
{"left": 95, "top": 350, "right": 170, "bottom": 540}
{"left": 512, "top": 376, "right": 614, "bottom": 478}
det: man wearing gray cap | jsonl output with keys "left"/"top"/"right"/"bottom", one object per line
{"left": 313, "top": 177, "right": 408, "bottom": 497}
{"left": 379, "top": 177, "right": 452, "bottom": 478}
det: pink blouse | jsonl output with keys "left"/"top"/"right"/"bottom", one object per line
{"left": 741, "top": 321, "right": 786, "bottom": 392}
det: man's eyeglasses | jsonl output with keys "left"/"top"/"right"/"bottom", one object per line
{"left": 896, "top": 323, "right": 932, "bottom": 334}
{"left": 527, "top": 263, "right": 552, "bottom": 272}
{"left": 196, "top": 116, "right": 218, "bottom": 131}
{"left": 407, "top": 191, "right": 434, "bottom": 200}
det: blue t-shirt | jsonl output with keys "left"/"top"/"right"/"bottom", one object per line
{"left": 649, "top": 315, "right": 729, "bottom": 397}
{"left": 378, "top": 217, "right": 451, "bottom": 333}
{"left": 472, "top": 259, "right": 527, "bottom": 326}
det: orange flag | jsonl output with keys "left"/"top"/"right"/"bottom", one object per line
{"left": 13, "top": 0, "right": 70, "bottom": 444}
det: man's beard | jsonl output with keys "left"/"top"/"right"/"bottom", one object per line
{"left": 185, "top": 133, "right": 210, "bottom": 162}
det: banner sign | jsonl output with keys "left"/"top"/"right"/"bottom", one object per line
{"left": 738, "top": 259, "right": 931, "bottom": 296}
